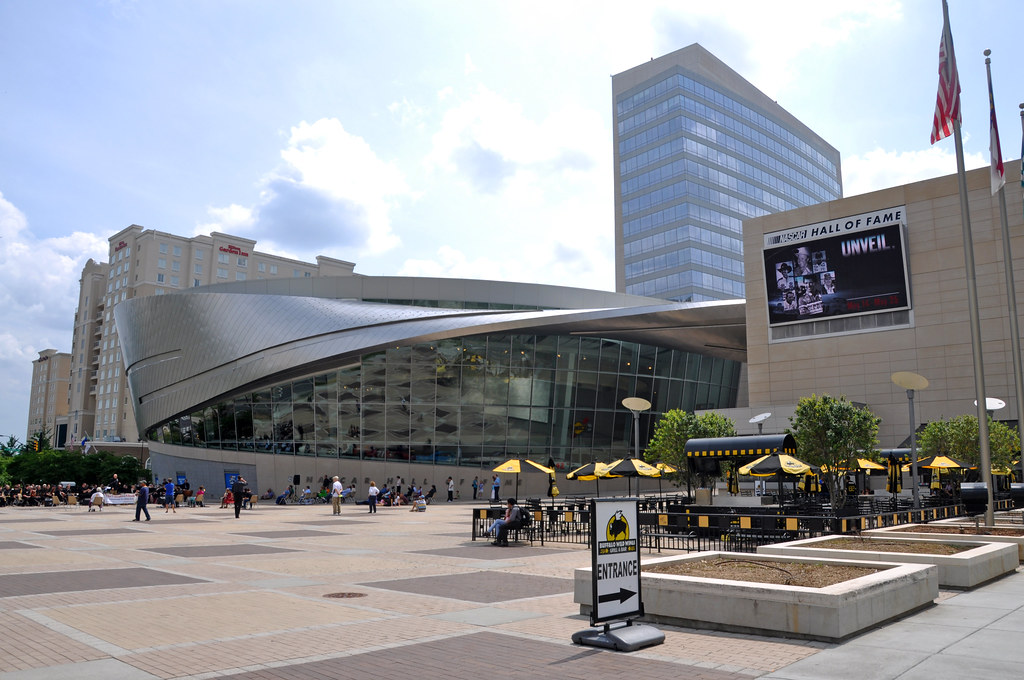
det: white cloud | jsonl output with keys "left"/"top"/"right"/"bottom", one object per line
{"left": 842, "top": 146, "right": 988, "bottom": 197}
{"left": 200, "top": 118, "right": 410, "bottom": 259}
{"left": 464, "top": 53, "right": 480, "bottom": 76}
{"left": 0, "top": 191, "right": 108, "bottom": 440}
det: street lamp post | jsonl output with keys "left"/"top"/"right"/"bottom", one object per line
{"left": 622, "top": 397, "right": 652, "bottom": 461}
{"left": 892, "top": 371, "right": 929, "bottom": 509}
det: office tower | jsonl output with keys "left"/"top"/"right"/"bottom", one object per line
{"left": 613, "top": 44, "right": 842, "bottom": 302}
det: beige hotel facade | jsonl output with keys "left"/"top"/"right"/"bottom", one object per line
{"left": 721, "top": 160, "right": 1024, "bottom": 447}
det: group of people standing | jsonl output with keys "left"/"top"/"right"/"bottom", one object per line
{"left": 470, "top": 475, "right": 503, "bottom": 502}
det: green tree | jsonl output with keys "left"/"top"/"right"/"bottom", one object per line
{"left": 788, "top": 394, "right": 880, "bottom": 513}
{"left": 5, "top": 449, "right": 149, "bottom": 487}
{"left": 916, "top": 414, "right": 1019, "bottom": 475}
{"left": 644, "top": 410, "right": 736, "bottom": 488}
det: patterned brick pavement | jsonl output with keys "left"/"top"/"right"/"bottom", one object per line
{"left": 0, "top": 502, "right": 824, "bottom": 679}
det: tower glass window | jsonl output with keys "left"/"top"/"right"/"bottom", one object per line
{"left": 612, "top": 44, "right": 842, "bottom": 303}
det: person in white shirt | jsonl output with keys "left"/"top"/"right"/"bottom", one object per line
{"left": 367, "top": 481, "right": 379, "bottom": 513}
{"left": 331, "top": 476, "right": 344, "bottom": 515}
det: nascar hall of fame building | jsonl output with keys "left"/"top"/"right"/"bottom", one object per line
{"left": 726, "top": 160, "right": 1024, "bottom": 450}
{"left": 115, "top": 275, "right": 745, "bottom": 497}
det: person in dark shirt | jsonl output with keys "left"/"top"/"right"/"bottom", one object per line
{"left": 133, "top": 481, "right": 151, "bottom": 521}
{"left": 232, "top": 476, "right": 247, "bottom": 518}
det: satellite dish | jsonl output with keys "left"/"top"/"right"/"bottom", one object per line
{"left": 891, "top": 371, "right": 929, "bottom": 391}
{"left": 749, "top": 412, "right": 772, "bottom": 424}
{"left": 975, "top": 397, "right": 1006, "bottom": 411}
{"left": 622, "top": 397, "right": 652, "bottom": 412}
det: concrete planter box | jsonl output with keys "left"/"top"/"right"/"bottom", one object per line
{"left": 574, "top": 551, "right": 937, "bottom": 641}
{"left": 866, "top": 524, "right": 1024, "bottom": 562}
{"left": 758, "top": 535, "right": 1017, "bottom": 589}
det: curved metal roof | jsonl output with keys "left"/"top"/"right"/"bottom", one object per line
{"left": 114, "top": 277, "right": 746, "bottom": 431}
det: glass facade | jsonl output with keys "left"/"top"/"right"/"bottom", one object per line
{"left": 148, "top": 333, "right": 741, "bottom": 470}
{"left": 614, "top": 52, "right": 842, "bottom": 303}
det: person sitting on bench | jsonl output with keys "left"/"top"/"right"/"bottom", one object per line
{"left": 493, "top": 498, "right": 523, "bottom": 547}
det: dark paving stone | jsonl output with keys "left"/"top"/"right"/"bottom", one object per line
{"left": 288, "top": 518, "right": 369, "bottom": 525}
{"left": 415, "top": 545, "right": 574, "bottom": 559}
{"left": 0, "top": 518, "right": 65, "bottom": 523}
{"left": 0, "top": 567, "right": 205, "bottom": 597}
{"left": 215, "top": 630, "right": 746, "bottom": 680}
{"left": 36, "top": 528, "right": 145, "bottom": 536}
{"left": 143, "top": 544, "right": 298, "bottom": 557}
{"left": 359, "top": 570, "right": 571, "bottom": 603}
{"left": 0, "top": 541, "right": 41, "bottom": 549}
{"left": 233, "top": 530, "right": 341, "bottom": 539}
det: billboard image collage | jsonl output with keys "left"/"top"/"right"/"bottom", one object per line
{"left": 763, "top": 215, "right": 910, "bottom": 327}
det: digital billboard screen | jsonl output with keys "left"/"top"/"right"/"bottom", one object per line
{"left": 762, "top": 206, "right": 910, "bottom": 327}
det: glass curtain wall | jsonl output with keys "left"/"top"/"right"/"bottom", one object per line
{"left": 151, "top": 334, "right": 741, "bottom": 470}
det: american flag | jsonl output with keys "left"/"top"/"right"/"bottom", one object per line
{"left": 987, "top": 62, "right": 1004, "bottom": 195}
{"left": 930, "top": 1, "right": 960, "bottom": 145}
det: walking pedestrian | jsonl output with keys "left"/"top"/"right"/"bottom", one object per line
{"left": 232, "top": 476, "right": 246, "bottom": 518}
{"left": 471, "top": 476, "right": 479, "bottom": 500}
{"left": 367, "top": 480, "right": 379, "bottom": 513}
{"left": 133, "top": 481, "right": 151, "bottom": 521}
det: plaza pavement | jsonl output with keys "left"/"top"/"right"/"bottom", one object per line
{"left": 0, "top": 500, "right": 1020, "bottom": 680}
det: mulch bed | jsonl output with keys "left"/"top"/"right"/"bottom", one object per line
{"left": 901, "top": 525, "right": 1024, "bottom": 537}
{"left": 645, "top": 557, "right": 881, "bottom": 587}
{"left": 813, "top": 537, "right": 969, "bottom": 555}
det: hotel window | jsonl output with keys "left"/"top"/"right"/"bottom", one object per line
{"left": 217, "top": 268, "right": 228, "bottom": 278}
{"left": 194, "top": 263, "right": 202, "bottom": 274}
{"left": 236, "top": 272, "right": 246, "bottom": 281}
{"left": 170, "top": 276, "right": 179, "bottom": 287}
{"left": 173, "top": 245, "right": 182, "bottom": 256}
{"left": 195, "top": 250, "right": 204, "bottom": 261}
{"left": 237, "top": 256, "right": 246, "bottom": 267}
{"left": 171, "top": 261, "right": 180, "bottom": 272}
{"left": 157, "top": 273, "right": 165, "bottom": 283}
{"left": 193, "top": 279, "right": 201, "bottom": 287}
{"left": 258, "top": 262, "right": 266, "bottom": 273}
{"left": 218, "top": 252, "right": 229, "bottom": 264}
{"left": 158, "top": 258, "right": 166, "bottom": 269}
{"left": 159, "top": 243, "right": 168, "bottom": 254}
{"left": 293, "top": 269, "right": 301, "bottom": 277}
{"left": 270, "top": 264, "right": 278, "bottom": 274}
{"left": 155, "top": 289, "right": 164, "bottom": 295}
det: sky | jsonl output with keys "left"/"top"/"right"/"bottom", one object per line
{"left": 2, "top": 0, "right": 1022, "bottom": 443}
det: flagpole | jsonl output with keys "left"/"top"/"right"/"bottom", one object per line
{"left": 985, "top": 50, "right": 1024, "bottom": 494}
{"left": 937, "top": 0, "right": 994, "bottom": 525}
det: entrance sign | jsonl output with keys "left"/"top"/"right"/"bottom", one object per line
{"left": 591, "top": 498, "right": 642, "bottom": 623}
{"left": 572, "top": 497, "right": 664, "bottom": 651}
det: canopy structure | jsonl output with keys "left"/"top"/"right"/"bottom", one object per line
{"left": 684, "top": 434, "right": 797, "bottom": 459}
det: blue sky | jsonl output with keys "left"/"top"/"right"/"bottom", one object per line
{"left": 2, "top": 0, "right": 1022, "bottom": 442}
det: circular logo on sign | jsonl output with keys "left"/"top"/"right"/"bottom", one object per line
{"left": 605, "top": 510, "right": 629, "bottom": 541}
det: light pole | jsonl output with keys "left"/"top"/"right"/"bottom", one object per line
{"left": 622, "top": 397, "right": 652, "bottom": 460}
{"left": 892, "top": 371, "right": 929, "bottom": 509}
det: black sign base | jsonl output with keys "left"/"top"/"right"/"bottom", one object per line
{"left": 572, "top": 620, "right": 664, "bottom": 652}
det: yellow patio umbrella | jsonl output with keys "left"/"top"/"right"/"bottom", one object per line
{"left": 727, "top": 466, "right": 740, "bottom": 495}
{"left": 599, "top": 457, "right": 662, "bottom": 496}
{"left": 493, "top": 458, "right": 555, "bottom": 496}
{"left": 739, "top": 452, "right": 813, "bottom": 497}
{"left": 566, "top": 461, "right": 617, "bottom": 495}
